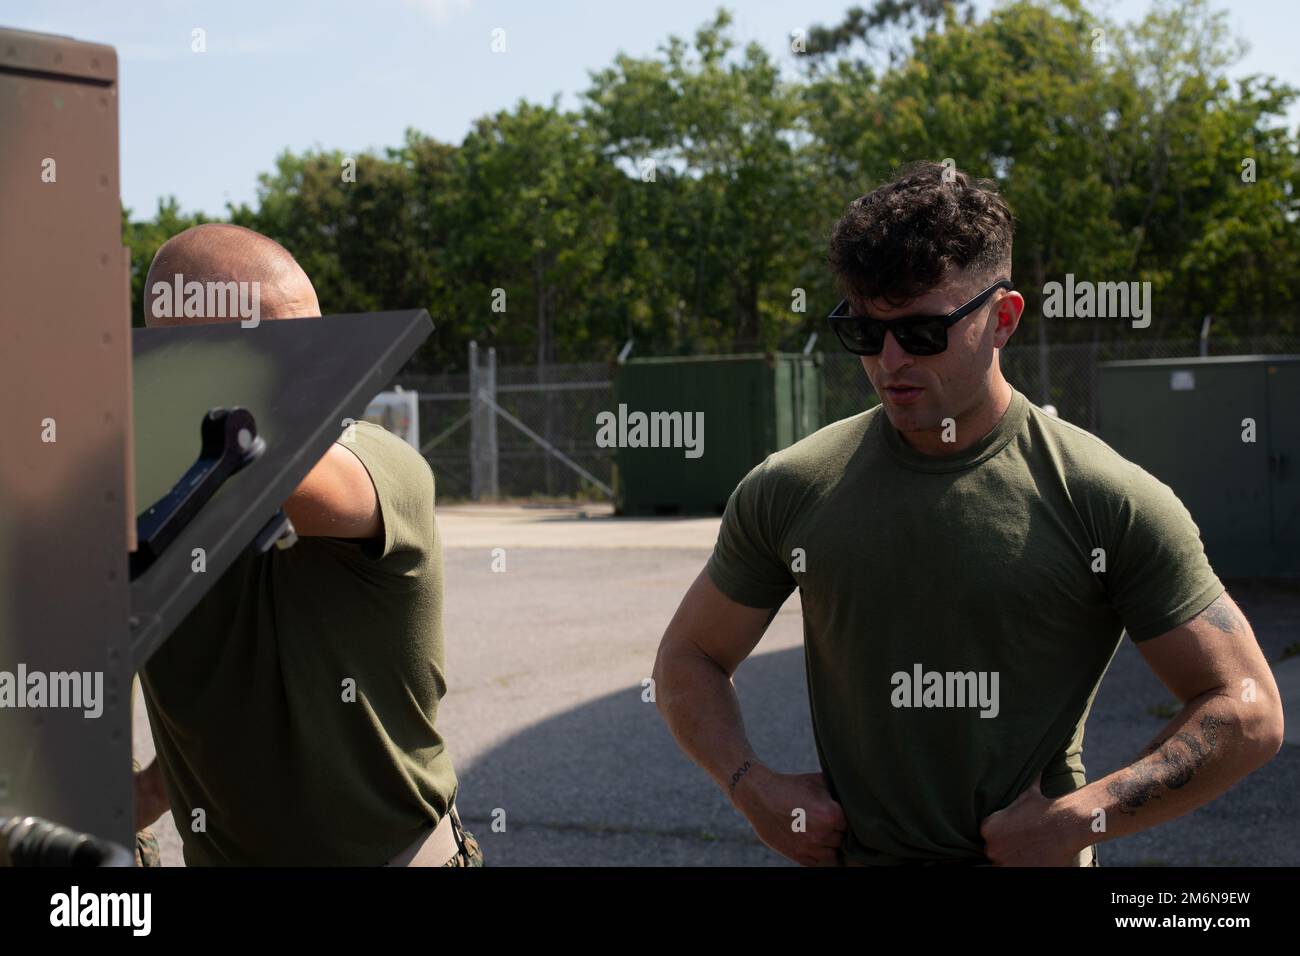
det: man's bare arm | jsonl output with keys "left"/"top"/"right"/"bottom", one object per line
{"left": 134, "top": 758, "right": 170, "bottom": 831}
{"left": 653, "top": 568, "right": 847, "bottom": 865}
{"left": 652, "top": 568, "right": 774, "bottom": 796}
{"left": 1058, "top": 591, "right": 1284, "bottom": 846}
{"left": 280, "top": 443, "right": 381, "bottom": 539}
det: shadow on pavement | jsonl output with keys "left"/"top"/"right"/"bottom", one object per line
{"left": 458, "top": 616, "right": 1300, "bottom": 867}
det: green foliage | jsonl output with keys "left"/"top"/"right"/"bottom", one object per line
{"left": 121, "top": 0, "right": 1300, "bottom": 365}
{"left": 122, "top": 197, "right": 210, "bottom": 327}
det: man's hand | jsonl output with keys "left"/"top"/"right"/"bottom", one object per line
{"left": 731, "top": 763, "right": 848, "bottom": 866}
{"left": 978, "top": 773, "right": 1084, "bottom": 866}
{"left": 134, "top": 759, "right": 170, "bottom": 831}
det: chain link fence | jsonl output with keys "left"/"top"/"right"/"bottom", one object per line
{"left": 400, "top": 335, "right": 1300, "bottom": 501}
{"left": 398, "top": 353, "right": 616, "bottom": 501}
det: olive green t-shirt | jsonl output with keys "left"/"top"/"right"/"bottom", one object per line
{"left": 706, "top": 387, "right": 1223, "bottom": 865}
{"left": 140, "top": 421, "right": 458, "bottom": 865}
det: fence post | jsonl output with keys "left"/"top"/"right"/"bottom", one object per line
{"left": 469, "top": 340, "right": 482, "bottom": 500}
{"left": 485, "top": 346, "right": 499, "bottom": 498}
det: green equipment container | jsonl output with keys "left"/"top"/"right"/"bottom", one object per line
{"left": 613, "top": 353, "right": 824, "bottom": 515}
{"left": 1097, "top": 355, "right": 1300, "bottom": 578}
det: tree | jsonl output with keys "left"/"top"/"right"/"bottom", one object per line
{"left": 584, "top": 10, "right": 819, "bottom": 351}
{"left": 122, "top": 197, "right": 210, "bottom": 327}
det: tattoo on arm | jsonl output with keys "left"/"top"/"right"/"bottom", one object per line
{"left": 729, "top": 760, "right": 753, "bottom": 794}
{"left": 1108, "top": 714, "right": 1231, "bottom": 815}
{"left": 1202, "top": 595, "right": 1243, "bottom": 635}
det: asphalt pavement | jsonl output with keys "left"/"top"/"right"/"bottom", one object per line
{"left": 133, "top": 503, "right": 1300, "bottom": 866}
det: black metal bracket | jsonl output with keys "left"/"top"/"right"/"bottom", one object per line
{"left": 252, "top": 509, "right": 298, "bottom": 553}
{"left": 129, "top": 407, "right": 265, "bottom": 580}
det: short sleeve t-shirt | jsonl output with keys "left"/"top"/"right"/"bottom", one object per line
{"left": 140, "top": 421, "right": 458, "bottom": 865}
{"left": 706, "top": 387, "right": 1223, "bottom": 865}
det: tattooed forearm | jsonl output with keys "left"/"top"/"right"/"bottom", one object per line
{"left": 1141, "top": 734, "right": 1171, "bottom": 757}
{"left": 728, "top": 760, "right": 753, "bottom": 794}
{"left": 1109, "top": 714, "right": 1232, "bottom": 815}
{"left": 1202, "top": 595, "right": 1244, "bottom": 635}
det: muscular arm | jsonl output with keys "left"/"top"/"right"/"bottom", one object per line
{"left": 653, "top": 568, "right": 847, "bottom": 865}
{"left": 280, "top": 442, "right": 381, "bottom": 539}
{"left": 1060, "top": 592, "right": 1284, "bottom": 846}
{"left": 134, "top": 757, "right": 170, "bottom": 831}
{"left": 652, "top": 568, "right": 776, "bottom": 797}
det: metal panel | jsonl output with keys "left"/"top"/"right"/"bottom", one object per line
{"left": 1098, "top": 355, "right": 1300, "bottom": 577}
{"left": 614, "top": 354, "right": 824, "bottom": 515}
{"left": 1267, "top": 362, "right": 1300, "bottom": 557}
{"left": 129, "top": 310, "right": 434, "bottom": 667}
{"left": 773, "top": 358, "right": 793, "bottom": 448}
{"left": 0, "top": 28, "right": 133, "bottom": 847}
{"left": 790, "top": 354, "right": 824, "bottom": 443}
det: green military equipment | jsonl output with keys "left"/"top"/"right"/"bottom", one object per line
{"left": 1097, "top": 355, "right": 1300, "bottom": 578}
{"left": 613, "top": 353, "right": 823, "bottom": 515}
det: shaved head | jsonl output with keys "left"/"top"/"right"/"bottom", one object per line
{"left": 144, "top": 223, "right": 320, "bottom": 326}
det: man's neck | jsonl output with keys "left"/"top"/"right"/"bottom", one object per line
{"left": 897, "top": 380, "right": 1014, "bottom": 457}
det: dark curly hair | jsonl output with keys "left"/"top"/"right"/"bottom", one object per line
{"left": 828, "top": 161, "right": 1014, "bottom": 308}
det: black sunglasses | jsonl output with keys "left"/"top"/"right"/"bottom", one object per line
{"left": 827, "top": 279, "right": 1014, "bottom": 356}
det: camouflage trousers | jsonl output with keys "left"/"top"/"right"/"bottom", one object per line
{"left": 442, "top": 816, "right": 484, "bottom": 867}
{"left": 132, "top": 758, "right": 162, "bottom": 868}
{"left": 135, "top": 828, "right": 161, "bottom": 867}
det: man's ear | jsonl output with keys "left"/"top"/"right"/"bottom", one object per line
{"left": 992, "top": 291, "right": 1024, "bottom": 347}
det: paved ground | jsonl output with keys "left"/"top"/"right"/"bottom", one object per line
{"left": 134, "top": 503, "right": 1300, "bottom": 866}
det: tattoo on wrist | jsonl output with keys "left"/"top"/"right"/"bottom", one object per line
{"left": 728, "top": 760, "right": 754, "bottom": 794}
{"left": 1108, "top": 714, "right": 1230, "bottom": 815}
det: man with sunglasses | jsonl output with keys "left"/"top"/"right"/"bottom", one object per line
{"left": 653, "top": 161, "right": 1283, "bottom": 866}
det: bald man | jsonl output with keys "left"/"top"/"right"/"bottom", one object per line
{"left": 133, "top": 224, "right": 480, "bottom": 867}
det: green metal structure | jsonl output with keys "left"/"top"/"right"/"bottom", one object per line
{"left": 613, "top": 353, "right": 824, "bottom": 515}
{"left": 1097, "top": 355, "right": 1300, "bottom": 578}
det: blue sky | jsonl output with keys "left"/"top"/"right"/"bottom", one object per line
{"left": 9, "top": 0, "right": 1299, "bottom": 218}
